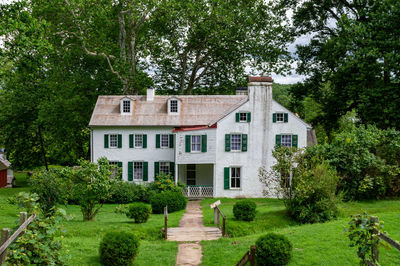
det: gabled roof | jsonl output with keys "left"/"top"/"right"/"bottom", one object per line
{"left": 272, "top": 99, "right": 313, "bottom": 129}
{"left": 89, "top": 95, "right": 248, "bottom": 127}
{"left": 0, "top": 157, "right": 11, "bottom": 170}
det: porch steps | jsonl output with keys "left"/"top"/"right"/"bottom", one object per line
{"left": 167, "top": 227, "right": 222, "bottom": 241}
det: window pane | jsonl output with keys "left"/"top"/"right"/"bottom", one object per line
{"left": 109, "top": 134, "right": 118, "bottom": 148}
{"left": 161, "top": 134, "right": 169, "bottom": 148}
{"left": 135, "top": 134, "right": 143, "bottom": 148}
{"left": 230, "top": 167, "right": 241, "bottom": 188}
{"left": 281, "top": 135, "right": 292, "bottom": 147}
{"left": 123, "top": 100, "right": 130, "bottom": 113}
{"left": 134, "top": 162, "right": 143, "bottom": 179}
{"left": 191, "top": 135, "right": 201, "bottom": 151}
{"left": 239, "top": 113, "right": 247, "bottom": 122}
{"left": 231, "top": 134, "right": 242, "bottom": 151}
{"left": 160, "top": 161, "right": 170, "bottom": 174}
{"left": 277, "top": 113, "right": 284, "bottom": 122}
{"left": 170, "top": 100, "right": 178, "bottom": 113}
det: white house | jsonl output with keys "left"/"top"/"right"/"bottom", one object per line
{"left": 0, "top": 149, "right": 15, "bottom": 188}
{"left": 89, "top": 77, "right": 314, "bottom": 198}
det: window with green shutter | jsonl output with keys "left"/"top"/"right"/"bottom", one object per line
{"left": 156, "top": 134, "right": 160, "bottom": 148}
{"left": 170, "top": 162, "right": 175, "bottom": 176}
{"left": 273, "top": 113, "right": 277, "bottom": 123}
{"left": 201, "top": 135, "right": 207, "bottom": 152}
{"left": 185, "top": 135, "right": 191, "bottom": 152}
{"left": 284, "top": 113, "right": 288, "bottom": 123}
{"left": 128, "top": 162, "right": 133, "bottom": 181}
{"left": 224, "top": 167, "right": 230, "bottom": 190}
{"left": 241, "top": 134, "right": 248, "bottom": 152}
{"left": 235, "top": 113, "right": 240, "bottom": 122}
{"left": 143, "top": 162, "right": 148, "bottom": 181}
{"left": 237, "top": 112, "right": 250, "bottom": 123}
{"left": 154, "top": 162, "right": 160, "bottom": 177}
{"left": 225, "top": 134, "right": 231, "bottom": 151}
{"left": 117, "top": 134, "right": 122, "bottom": 148}
{"left": 129, "top": 134, "right": 134, "bottom": 148}
{"left": 247, "top": 113, "right": 251, "bottom": 122}
{"left": 104, "top": 134, "right": 109, "bottom": 148}
{"left": 117, "top": 162, "right": 123, "bottom": 179}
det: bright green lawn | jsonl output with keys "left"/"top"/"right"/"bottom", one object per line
{"left": 200, "top": 198, "right": 400, "bottom": 265}
{"left": 0, "top": 172, "right": 183, "bottom": 266}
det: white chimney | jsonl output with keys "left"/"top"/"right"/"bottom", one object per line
{"left": 146, "top": 88, "right": 155, "bottom": 101}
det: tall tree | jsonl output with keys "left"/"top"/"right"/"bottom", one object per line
{"left": 148, "top": 0, "right": 292, "bottom": 94}
{"left": 282, "top": 0, "right": 400, "bottom": 134}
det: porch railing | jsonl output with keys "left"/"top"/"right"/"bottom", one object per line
{"left": 183, "top": 185, "right": 213, "bottom": 198}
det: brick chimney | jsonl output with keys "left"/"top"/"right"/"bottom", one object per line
{"left": 146, "top": 88, "right": 155, "bottom": 101}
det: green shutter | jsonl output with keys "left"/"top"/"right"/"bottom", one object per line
{"left": 129, "top": 134, "right": 134, "bottom": 148}
{"left": 284, "top": 113, "right": 289, "bottom": 123}
{"left": 154, "top": 162, "right": 159, "bottom": 177}
{"left": 273, "top": 113, "right": 277, "bottom": 123}
{"left": 143, "top": 134, "right": 147, "bottom": 148}
{"left": 247, "top": 112, "right": 251, "bottom": 122}
{"left": 117, "top": 162, "right": 123, "bottom": 179}
{"left": 156, "top": 134, "right": 160, "bottom": 148}
{"left": 104, "top": 134, "right": 109, "bottom": 148}
{"left": 235, "top": 113, "right": 240, "bottom": 122}
{"left": 128, "top": 162, "right": 133, "bottom": 181}
{"left": 169, "top": 134, "right": 174, "bottom": 148}
{"left": 143, "top": 162, "right": 148, "bottom": 181}
{"left": 275, "top": 135, "right": 281, "bottom": 147}
{"left": 201, "top": 135, "right": 207, "bottom": 152}
{"left": 170, "top": 162, "right": 175, "bottom": 176}
{"left": 242, "top": 134, "right": 248, "bottom": 152}
{"left": 117, "top": 134, "right": 122, "bottom": 148}
{"left": 185, "top": 135, "right": 191, "bottom": 152}
{"left": 224, "top": 167, "right": 230, "bottom": 190}
{"left": 292, "top": 135, "right": 298, "bottom": 148}
{"left": 225, "top": 134, "right": 231, "bottom": 152}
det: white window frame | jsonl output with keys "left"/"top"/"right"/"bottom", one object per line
{"left": 170, "top": 100, "right": 178, "bottom": 113}
{"left": 230, "top": 134, "right": 242, "bottom": 151}
{"left": 134, "top": 134, "right": 143, "bottom": 148}
{"left": 239, "top": 112, "right": 248, "bottom": 122}
{"left": 281, "top": 134, "right": 292, "bottom": 148}
{"left": 109, "top": 161, "right": 120, "bottom": 179}
{"left": 276, "top": 112, "right": 284, "bottom": 123}
{"left": 109, "top": 134, "right": 118, "bottom": 148}
{"left": 168, "top": 98, "right": 180, "bottom": 115}
{"left": 159, "top": 161, "right": 170, "bottom": 174}
{"left": 134, "top": 161, "right": 143, "bottom": 180}
{"left": 160, "top": 134, "right": 169, "bottom": 148}
{"left": 230, "top": 167, "right": 241, "bottom": 189}
{"left": 191, "top": 135, "right": 201, "bottom": 152}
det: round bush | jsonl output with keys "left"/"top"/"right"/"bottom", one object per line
{"left": 233, "top": 200, "right": 257, "bottom": 221}
{"left": 99, "top": 231, "right": 140, "bottom": 266}
{"left": 126, "top": 203, "right": 151, "bottom": 223}
{"left": 255, "top": 233, "right": 292, "bottom": 266}
{"left": 150, "top": 191, "right": 187, "bottom": 214}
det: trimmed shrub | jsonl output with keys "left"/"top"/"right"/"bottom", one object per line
{"left": 108, "top": 182, "right": 152, "bottom": 204}
{"left": 99, "top": 231, "right": 140, "bottom": 266}
{"left": 255, "top": 233, "right": 292, "bottom": 266}
{"left": 233, "top": 200, "right": 257, "bottom": 221}
{"left": 126, "top": 203, "right": 151, "bottom": 223}
{"left": 150, "top": 191, "right": 187, "bottom": 214}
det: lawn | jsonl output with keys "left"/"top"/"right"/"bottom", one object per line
{"left": 200, "top": 198, "right": 400, "bottom": 265}
{"left": 0, "top": 172, "right": 184, "bottom": 266}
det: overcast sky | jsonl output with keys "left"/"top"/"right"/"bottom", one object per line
{"left": 0, "top": 0, "right": 309, "bottom": 84}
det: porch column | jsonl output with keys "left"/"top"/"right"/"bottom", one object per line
{"left": 175, "top": 163, "right": 178, "bottom": 185}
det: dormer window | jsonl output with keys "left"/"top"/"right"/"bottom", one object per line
{"left": 170, "top": 100, "right": 178, "bottom": 113}
{"left": 120, "top": 97, "right": 132, "bottom": 114}
{"left": 167, "top": 98, "right": 180, "bottom": 114}
{"left": 123, "top": 100, "right": 131, "bottom": 113}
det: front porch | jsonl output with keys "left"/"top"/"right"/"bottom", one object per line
{"left": 177, "top": 164, "right": 214, "bottom": 198}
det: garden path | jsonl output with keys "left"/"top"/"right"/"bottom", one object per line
{"left": 168, "top": 200, "right": 221, "bottom": 265}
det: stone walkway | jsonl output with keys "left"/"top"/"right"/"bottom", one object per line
{"left": 168, "top": 200, "right": 222, "bottom": 266}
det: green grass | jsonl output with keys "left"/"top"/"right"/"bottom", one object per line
{"left": 0, "top": 173, "right": 183, "bottom": 266}
{"left": 201, "top": 198, "right": 400, "bottom": 265}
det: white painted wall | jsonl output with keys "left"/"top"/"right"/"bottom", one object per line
{"left": 92, "top": 126, "right": 175, "bottom": 182}
{"left": 175, "top": 129, "right": 216, "bottom": 164}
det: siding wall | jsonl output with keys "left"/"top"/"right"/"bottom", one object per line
{"left": 175, "top": 129, "right": 216, "bottom": 164}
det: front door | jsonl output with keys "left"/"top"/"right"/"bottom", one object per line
{"left": 186, "top": 164, "right": 196, "bottom": 186}
{"left": 0, "top": 169, "right": 7, "bottom": 188}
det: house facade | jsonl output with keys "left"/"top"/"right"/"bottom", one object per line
{"left": 89, "top": 77, "right": 313, "bottom": 198}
